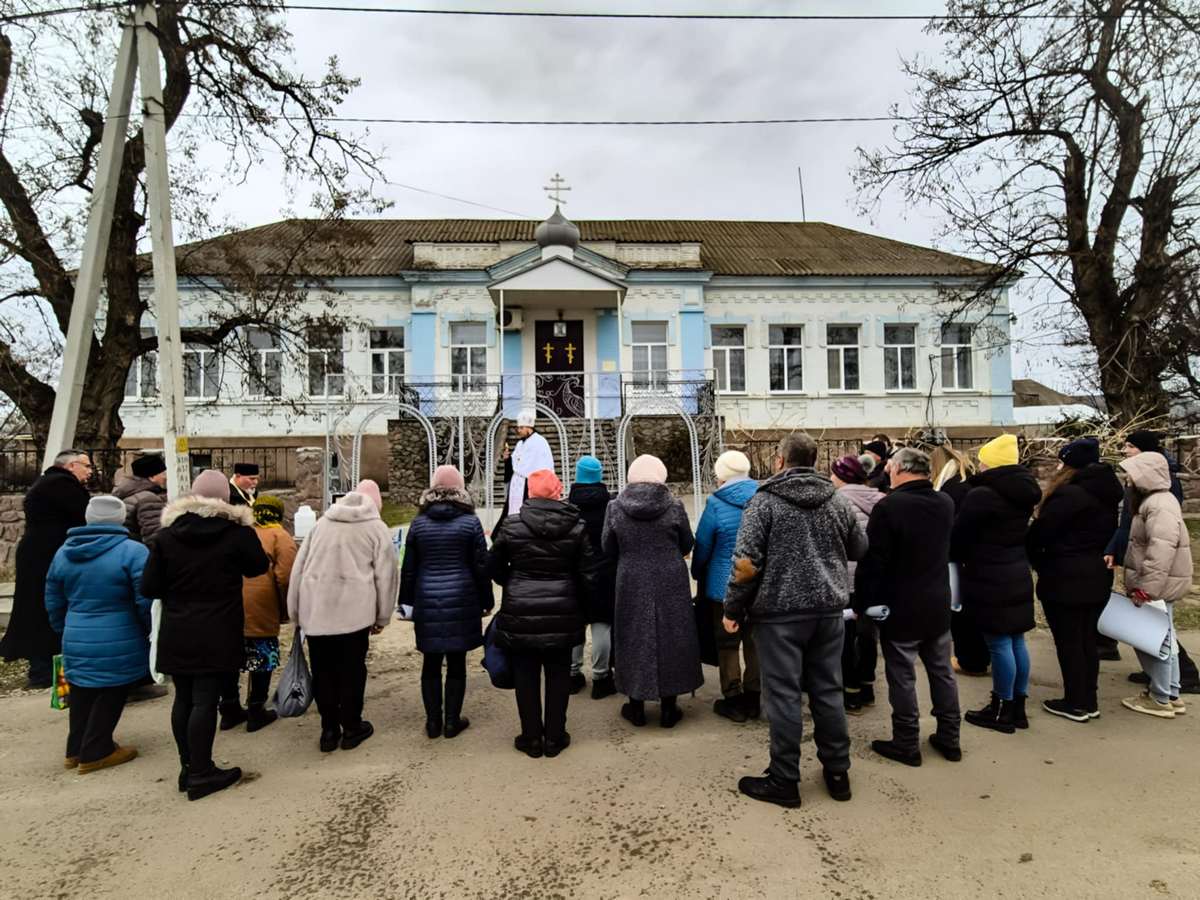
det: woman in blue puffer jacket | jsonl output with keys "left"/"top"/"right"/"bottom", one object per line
{"left": 691, "top": 451, "right": 759, "bottom": 723}
{"left": 45, "top": 495, "right": 152, "bottom": 775}
{"left": 399, "top": 465, "right": 491, "bottom": 740}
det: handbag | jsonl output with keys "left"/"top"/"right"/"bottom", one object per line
{"left": 273, "top": 627, "right": 315, "bottom": 717}
{"left": 50, "top": 654, "right": 69, "bottom": 711}
{"left": 694, "top": 595, "right": 720, "bottom": 667}
{"left": 481, "top": 617, "right": 513, "bottom": 689}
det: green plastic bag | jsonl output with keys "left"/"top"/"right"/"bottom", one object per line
{"left": 50, "top": 654, "right": 69, "bottom": 711}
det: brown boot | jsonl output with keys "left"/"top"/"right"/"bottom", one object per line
{"left": 78, "top": 744, "right": 138, "bottom": 774}
{"left": 64, "top": 756, "right": 79, "bottom": 769}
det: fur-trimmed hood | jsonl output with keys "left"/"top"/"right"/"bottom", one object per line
{"left": 160, "top": 494, "right": 254, "bottom": 546}
{"left": 418, "top": 485, "right": 475, "bottom": 517}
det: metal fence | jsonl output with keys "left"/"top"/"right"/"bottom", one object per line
{"left": 0, "top": 445, "right": 300, "bottom": 493}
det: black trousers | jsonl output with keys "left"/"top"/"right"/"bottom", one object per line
{"left": 247, "top": 670, "right": 272, "bottom": 706}
{"left": 511, "top": 647, "right": 572, "bottom": 744}
{"left": 422, "top": 651, "right": 467, "bottom": 679}
{"left": 219, "top": 671, "right": 242, "bottom": 709}
{"left": 308, "top": 629, "right": 370, "bottom": 733}
{"left": 29, "top": 655, "right": 53, "bottom": 685}
{"left": 171, "top": 673, "right": 225, "bottom": 773}
{"left": 842, "top": 614, "right": 879, "bottom": 689}
{"left": 1043, "top": 600, "right": 1102, "bottom": 711}
{"left": 951, "top": 610, "right": 990, "bottom": 672}
{"left": 67, "top": 682, "right": 132, "bottom": 763}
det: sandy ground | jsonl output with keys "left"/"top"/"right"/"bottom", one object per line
{"left": 0, "top": 626, "right": 1197, "bottom": 900}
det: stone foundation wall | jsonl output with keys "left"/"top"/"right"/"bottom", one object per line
{"left": 387, "top": 418, "right": 501, "bottom": 506}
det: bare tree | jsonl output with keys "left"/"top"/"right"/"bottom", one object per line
{"left": 0, "top": 1, "right": 384, "bottom": 476}
{"left": 855, "top": 0, "right": 1200, "bottom": 424}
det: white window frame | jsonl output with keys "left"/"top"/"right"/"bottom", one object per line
{"left": 883, "top": 324, "right": 918, "bottom": 393}
{"left": 826, "top": 324, "right": 861, "bottom": 393}
{"left": 123, "top": 328, "right": 158, "bottom": 401}
{"left": 767, "top": 324, "right": 805, "bottom": 394}
{"left": 449, "top": 321, "right": 488, "bottom": 394}
{"left": 369, "top": 327, "right": 406, "bottom": 397}
{"left": 940, "top": 323, "right": 974, "bottom": 391}
{"left": 183, "top": 344, "right": 221, "bottom": 400}
{"left": 710, "top": 325, "right": 747, "bottom": 394}
{"left": 630, "top": 320, "right": 669, "bottom": 391}
{"left": 245, "top": 327, "right": 282, "bottom": 400}
{"left": 306, "top": 324, "right": 345, "bottom": 399}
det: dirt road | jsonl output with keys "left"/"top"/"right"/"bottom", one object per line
{"left": 1, "top": 626, "right": 1197, "bottom": 899}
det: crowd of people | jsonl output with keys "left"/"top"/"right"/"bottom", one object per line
{"left": 2, "top": 418, "right": 1194, "bottom": 806}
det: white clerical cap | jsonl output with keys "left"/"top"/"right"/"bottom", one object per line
{"left": 516, "top": 409, "right": 537, "bottom": 428}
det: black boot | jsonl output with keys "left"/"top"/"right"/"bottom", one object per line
{"left": 187, "top": 765, "right": 243, "bottom": 801}
{"left": 714, "top": 696, "right": 748, "bottom": 723}
{"left": 443, "top": 678, "right": 470, "bottom": 739}
{"left": 871, "top": 739, "right": 922, "bottom": 767}
{"left": 569, "top": 673, "right": 587, "bottom": 695}
{"left": 621, "top": 699, "right": 647, "bottom": 727}
{"left": 591, "top": 675, "right": 617, "bottom": 700}
{"left": 246, "top": 703, "right": 278, "bottom": 733}
{"left": 738, "top": 771, "right": 801, "bottom": 808}
{"left": 740, "top": 690, "right": 762, "bottom": 719}
{"left": 177, "top": 764, "right": 189, "bottom": 793}
{"left": 341, "top": 720, "right": 374, "bottom": 750}
{"left": 1011, "top": 694, "right": 1029, "bottom": 730}
{"left": 421, "top": 674, "right": 443, "bottom": 739}
{"left": 660, "top": 696, "right": 683, "bottom": 728}
{"left": 219, "top": 702, "right": 248, "bottom": 731}
{"left": 857, "top": 684, "right": 875, "bottom": 707}
{"left": 965, "top": 693, "right": 1016, "bottom": 734}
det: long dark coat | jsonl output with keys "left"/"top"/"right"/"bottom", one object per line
{"left": 400, "top": 486, "right": 491, "bottom": 654}
{"left": 0, "top": 466, "right": 89, "bottom": 661}
{"left": 602, "top": 482, "right": 703, "bottom": 701}
{"left": 1027, "top": 463, "right": 1123, "bottom": 607}
{"left": 950, "top": 465, "right": 1041, "bottom": 635}
{"left": 566, "top": 481, "right": 616, "bottom": 624}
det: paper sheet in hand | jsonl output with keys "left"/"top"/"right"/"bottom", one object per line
{"left": 1098, "top": 592, "right": 1171, "bottom": 661}
{"left": 948, "top": 563, "right": 962, "bottom": 611}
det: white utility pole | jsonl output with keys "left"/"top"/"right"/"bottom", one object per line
{"left": 42, "top": 3, "right": 191, "bottom": 496}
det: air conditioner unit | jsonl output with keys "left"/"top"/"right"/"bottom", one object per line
{"left": 497, "top": 307, "right": 524, "bottom": 331}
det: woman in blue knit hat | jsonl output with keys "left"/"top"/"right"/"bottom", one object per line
{"left": 566, "top": 456, "right": 617, "bottom": 699}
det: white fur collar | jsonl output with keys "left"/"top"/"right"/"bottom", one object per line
{"left": 161, "top": 494, "right": 254, "bottom": 529}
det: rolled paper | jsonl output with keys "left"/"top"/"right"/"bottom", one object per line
{"left": 865, "top": 605, "right": 890, "bottom": 622}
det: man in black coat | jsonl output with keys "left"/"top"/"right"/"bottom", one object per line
{"left": 227, "top": 462, "right": 259, "bottom": 507}
{"left": 855, "top": 448, "right": 960, "bottom": 767}
{"left": 0, "top": 449, "right": 91, "bottom": 688}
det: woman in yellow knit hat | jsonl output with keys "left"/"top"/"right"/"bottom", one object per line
{"left": 950, "top": 434, "right": 1041, "bottom": 734}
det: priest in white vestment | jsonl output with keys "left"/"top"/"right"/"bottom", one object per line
{"left": 505, "top": 409, "right": 555, "bottom": 517}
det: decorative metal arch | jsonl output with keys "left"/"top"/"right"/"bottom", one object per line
{"left": 483, "top": 402, "right": 571, "bottom": 521}
{"left": 616, "top": 394, "right": 703, "bottom": 516}
{"left": 351, "top": 402, "right": 438, "bottom": 487}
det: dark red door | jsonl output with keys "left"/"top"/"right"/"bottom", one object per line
{"left": 534, "top": 320, "right": 585, "bottom": 418}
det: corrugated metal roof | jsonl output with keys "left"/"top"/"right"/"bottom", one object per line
{"left": 168, "top": 218, "right": 999, "bottom": 279}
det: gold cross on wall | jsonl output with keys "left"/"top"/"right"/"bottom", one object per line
{"left": 565, "top": 342, "right": 576, "bottom": 365}
{"left": 543, "top": 172, "right": 571, "bottom": 206}
{"left": 543, "top": 342, "right": 555, "bottom": 365}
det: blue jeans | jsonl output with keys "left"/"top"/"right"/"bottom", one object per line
{"left": 982, "top": 633, "right": 1030, "bottom": 701}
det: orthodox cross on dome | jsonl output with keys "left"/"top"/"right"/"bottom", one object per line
{"left": 543, "top": 172, "right": 571, "bottom": 207}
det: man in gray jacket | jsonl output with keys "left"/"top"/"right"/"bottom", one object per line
{"left": 724, "top": 431, "right": 867, "bottom": 807}
{"left": 113, "top": 453, "right": 168, "bottom": 543}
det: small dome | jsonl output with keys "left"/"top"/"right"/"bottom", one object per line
{"left": 535, "top": 205, "right": 580, "bottom": 249}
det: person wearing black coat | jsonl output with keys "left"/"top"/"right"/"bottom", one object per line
{"left": 0, "top": 451, "right": 91, "bottom": 688}
{"left": 140, "top": 470, "right": 269, "bottom": 801}
{"left": 488, "top": 468, "right": 597, "bottom": 759}
{"left": 855, "top": 449, "right": 960, "bottom": 766}
{"left": 399, "top": 466, "right": 491, "bottom": 739}
{"left": 950, "top": 435, "right": 1041, "bottom": 734}
{"left": 1027, "top": 438, "right": 1123, "bottom": 722}
{"left": 566, "top": 455, "right": 617, "bottom": 700}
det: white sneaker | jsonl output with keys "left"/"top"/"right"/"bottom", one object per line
{"left": 1170, "top": 698, "right": 1187, "bottom": 715}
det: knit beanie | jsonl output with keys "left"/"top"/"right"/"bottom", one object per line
{"left": 627, "top": 454, "right": 668, "bottom": 485}
{"left": 831, "top": 454, "right": 868, "bottom": 485}
{"left": 355, "top": 479, "right": 383, "bottom": 511}
{"left": 714, "top": 450, "right": 751, "bottom": 483}
{"left": 863, "top": 440, "right": 890, "bottom": 459}
{"left": 978, "top": 434, "right": 1019, "bottom": 469}
{"left": 527, "top": 468, "right": 563, "bottom": 500}
{"left": 575, "top": 455, "right": 603, "bottom": 485}
{"left": 253, "top": 494, "right": 286, "bottom": 526}
{"left": 192, "top": 469, "right": 230, "bottom": 503}
{"left": 1058, "top": 437, "right": 1101, "bottom": 469}
{"left": 432, "top": 465, "right": 465, "bottom": 491}
{"left": 1126, "top": 430, "right": 1162, "bottom": 454}
{"left": 85, "top": 495, "right": 127, "bottom": 527}
{"left": 131, "top": 453, "right": 167, "bottom": 478}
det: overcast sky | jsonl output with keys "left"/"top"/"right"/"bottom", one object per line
{"left": 198, "top": 0, "right": 1070, "bottom": 388}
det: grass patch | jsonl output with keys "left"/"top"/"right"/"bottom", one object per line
{"left": 380, "top": 501, "right": 417, "bottom": 528}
